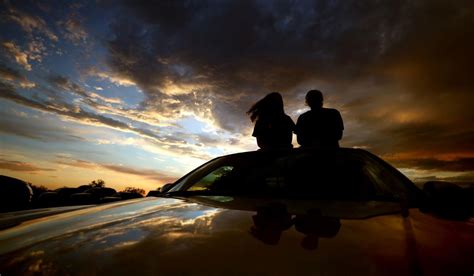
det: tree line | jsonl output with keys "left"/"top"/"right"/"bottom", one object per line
{"left": 0, "top": 175, "right": 148, "bottom": 212}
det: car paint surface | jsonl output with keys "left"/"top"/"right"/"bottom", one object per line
{"left": 0, "top": 197, "right": 473, "bottom": 275}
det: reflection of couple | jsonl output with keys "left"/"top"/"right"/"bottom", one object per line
{"left": 250, "top": 203, "right": 341, "bottom": 250}
{"left": 247, "top": 90, "right": 344, "bottom": 150}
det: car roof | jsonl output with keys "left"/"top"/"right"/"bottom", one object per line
{"left": 215, "top": 147, "right": 369, "bottom": 160}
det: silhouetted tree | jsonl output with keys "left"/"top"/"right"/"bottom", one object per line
{"left": 89, "top": 179, "right": 105, "bottom": 188}
{"left": 28, "top": 183, "right": 49, "bottom": 201}
{"left": 122, "top": 187, "right": 145, "bottom": 196}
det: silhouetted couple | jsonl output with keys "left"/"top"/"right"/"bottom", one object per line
{"left": 247, "top": 90, "right": 343, "bottom": 150}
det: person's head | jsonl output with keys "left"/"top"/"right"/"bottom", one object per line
{"left": 305, "top": 90, "right": 323, "bottom": 109}
{"left": 247, "top": 92, "right": 284, "bottom": 122}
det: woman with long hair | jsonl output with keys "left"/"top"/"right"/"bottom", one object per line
{"left": 247, "top": 92, "right": 295, "bottom": 149}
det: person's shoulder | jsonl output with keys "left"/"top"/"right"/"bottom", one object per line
{"left": 323, "top": 108, "right": 341, "bottom": 114}
{"left": 296, "top": 111, "right": 310, "bottom": 124}
{"left": 298, "top": 110, "right": 312, "bottom": 118}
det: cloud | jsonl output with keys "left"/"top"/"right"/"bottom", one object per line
{"left": 48, "top": 74, "right": 89, "bottom": 98}
{"left": 56, "top": 157, "right": 177, "bottom": 184}
{"left": 408, "top": 172, "right": 474, "bottom": 184}
{"left": 2, "top": 3, "right": 58, "bottom": 41}
{"left": 1, "top": 81, "right": 132, "bottom": 131}
{"left": 0, "top": 81, "right": 214, "bottom": 161}
{"left": 56, "top": 158, "right": 96, "bottom": 169}
{"left": 26, "top": 39, "right": 48, "bottom": 62}
{"left": 0, "top": 106, "right": 84, "bottom": 142}
{"left": 47, "top": 74, "right": 124, "bottom": 106}
{"left": 0, "top": 63, "right": 35, "bottom": 88}
{"left": 89, "top": 91, "right": 123, "bottom": 104}
{"left": 0, "top": 159, "right": 55, "bottom": 172}
{"left": 109, "top": 1, "right": 405, "bottom": 89}
{"left": 1, "top": 42, "right": 32, "bottom": 71}
{"left": 101, "top": 164, "right": 176, "bottom": 183}
{"left": 346, "top": 118, "right": 474, "bottom": 156}
{"left": 391, "top": 158, "right": 474, "bottom": 172}
{"left": 85, "top": 67, "right": 136, "bottom": 87}
{"left": 434, "top": 173, "right": 474, "bottom": 183}
{"left": 57, "top": 14, "right": 88, "bottom": 44}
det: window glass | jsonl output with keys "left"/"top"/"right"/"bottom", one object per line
{"left": 188, "top": 166, "right": 234, "bottom": 191}
{"left": 360, "top": 154, "right": 416, "bottom": 201}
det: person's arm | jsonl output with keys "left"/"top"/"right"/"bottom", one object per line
{"left": 252, "top": 119, "right": 261, "bottom": 137}
{"left": 253, "top": 119, "right": 270, "bottom": 149}
{"left": 295, "top": 115, "right": 305, "bottom": 146}
{"left": 256, "top": 136, "right": 270, "bottom": 149}
{"left": 286, "top": 115, "right": 296, "bottom": 147}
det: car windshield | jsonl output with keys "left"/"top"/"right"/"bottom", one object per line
{"left": 169, "top": 149, "right": 419, "bottom": 203}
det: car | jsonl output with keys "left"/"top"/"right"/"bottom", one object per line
{"left": 0, "top": 175, "right": 33, "bottom": 212}
{"left": 0, "top": 148, "right": 472, "bottom": 275}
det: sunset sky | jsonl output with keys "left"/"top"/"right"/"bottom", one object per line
{"left": 1, "top": 0, "right": 473, "bottom": 193}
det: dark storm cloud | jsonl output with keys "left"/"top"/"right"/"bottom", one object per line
{"left": 109, "top": 0, "right": 405, "bottom": 131}
{"left": 105, "top": 0, "right": 474, "bottom": 144}
{"left": 110, "top": 0, "right": 417, "bottom": 86}
{"left": 344, "top": 117, "right": 474, "bottom": 155}
{"left": 120, "top": 0, "right": 398, "bottom": 81}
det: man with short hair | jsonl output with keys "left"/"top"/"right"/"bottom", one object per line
{"left": 295, "top": 90, "right": 344, "bottom": 148}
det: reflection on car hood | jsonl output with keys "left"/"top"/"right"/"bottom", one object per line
{"left": 0, "top": 197, "right": 473, "bottom": 275}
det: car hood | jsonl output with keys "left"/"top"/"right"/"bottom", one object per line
{"left": 0, "top": 196, "right": 472, "bottom": 275}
